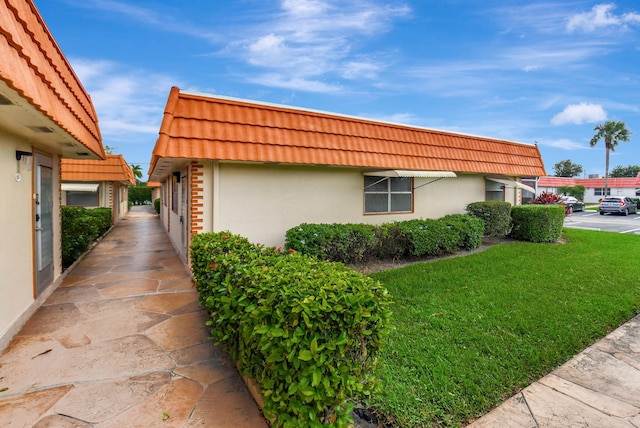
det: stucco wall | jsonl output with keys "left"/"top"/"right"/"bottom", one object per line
{"left": 0, "top": 132, "right": 35, "bottom": 342}
{"left": 0, "top": 132, "right": 63, "bottom": 348}
{"left": 212, "top": 163, "right": 486, "bottom": 247}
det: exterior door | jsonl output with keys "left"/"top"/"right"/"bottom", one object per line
{"left": 180, "top": 171, "right": 188, "bottom": 257}
{"left": 34, "top": 153, "right": 54, "bottom": 296}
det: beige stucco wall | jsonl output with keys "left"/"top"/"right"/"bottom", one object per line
{"left": 0, "top": 131, "right": 63, "bottom": 349}
{"left": 211, "top": 163, "right": 487, "bottom": 247}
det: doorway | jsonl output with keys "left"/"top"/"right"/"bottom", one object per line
{"left": 34, "top": 152, "right": 54, "bottom": 296}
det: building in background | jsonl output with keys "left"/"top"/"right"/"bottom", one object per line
{"left": 148, "top": 87, "right": 546, "bottom": 262}
{"left": 61, "top": 154, "right": 135, "bottom": 224}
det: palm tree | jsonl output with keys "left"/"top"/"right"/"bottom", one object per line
{"left": 589, "top": 121, "right": 631, "bottom": 196}
{"left": 130, "top": 164, "right": 143, "bottom": 185}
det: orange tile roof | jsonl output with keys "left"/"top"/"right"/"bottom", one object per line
{"left": 149, "top": 87, "right": 546, "bottom": 179}
{"left": 62, "top": 154, "right": 135, "bottom": 185}
{"left": 538, "top": 176, "right": 640, "bottom": 188}
{"left": 0, "top": 0, "right": 103, "bottom": 157}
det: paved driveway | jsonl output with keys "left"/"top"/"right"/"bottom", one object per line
{"left": 564, "top": 210, "right": 640, "bottom": 234}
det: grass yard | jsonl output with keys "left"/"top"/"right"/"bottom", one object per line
{"left": 368, "top": 228, "right": 640, "bottom": 427}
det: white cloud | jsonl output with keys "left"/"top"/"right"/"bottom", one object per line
{"left": 544, "top": 138, "right": 588, "bottom": 150}
{"left": 236, "top": 1, "right": 410, "bottom": 91}
{"left": 69, "top": 58, "right": 178, "bottom": 140}
{"left": 282, "top": 0, "right": 328, "bottom": 16}
{"left": 341, "top": 61, "right": 381, "bottom": 79}
{"left": 248, "top": 34, "right": 289, "bottom": 67}
{"left": 567, "top": 3, "right": 640, "bottom": 33}
{"left": 65, "top": 0, "right": 220, "bottom": 43}
{"left": 246, "top": 73, "right": 343, "bottom": 93}
{"left": 551, "top": 103, "right": 607, "bottom": 125}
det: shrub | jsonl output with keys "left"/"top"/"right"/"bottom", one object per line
{"left": 191, "top": 232, "right": 393, "bottom": 427}
{"left": 532, "top": 191, "right": 562, "bottom": 205}
{"left": 286, "top": 215, "right": 484, "bottom": 263}
{"left": 61, "top": 206, "right": 112, "bottom": 268}
{"left": 510, "top": 205, "right": 565, "bottom": 242}
{"left": 376, "top": 223, "right": 409, "bottom": 260}
{"left": 153, "top": 198, "right": 160, "bottom": 214}
{"left": 441, "top": 214, "right": 484, "bottom": 250}
{"left": 285, "top": 223, "right": 379, "bottom": 264}
{"left": 395, "top": 219, "right": 459, "bottom": 257}
{"left": 466, "top": 201, "right": 512, "bottom": 237}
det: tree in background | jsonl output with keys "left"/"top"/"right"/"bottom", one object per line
{"left": 553, "top": 159, "right": 583, "bottom": 177}
{"left": 610, "top": 164, "right": 640, "bottom": 178}
{"left": 557, "top": 185, "right": 586, "bottom": 201}
{"left": 590, "top": 121, "right": 632, "bottom": 195}
{"left": 130, "top": 164, "right": 143, "bottom": 185}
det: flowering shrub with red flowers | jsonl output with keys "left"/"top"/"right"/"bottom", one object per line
{"left": 532, "top": 191, "right": 563, "bottom": 205}
{"left": 190, "top": 231, "right": 393, "bottom": 427}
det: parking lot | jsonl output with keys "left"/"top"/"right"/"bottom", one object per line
{"left": 564, "top": 210, "right": 640, "bottom": 234}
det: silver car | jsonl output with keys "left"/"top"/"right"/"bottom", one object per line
{"left": 599, "top": 197, "right": 638, "bottom": 216}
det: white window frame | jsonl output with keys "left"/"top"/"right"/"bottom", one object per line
{"left": 364, "top": 176, "right": 413, "bottom": 214}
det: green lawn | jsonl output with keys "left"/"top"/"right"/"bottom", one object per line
{"left": 368, "top": 228, "right": 640, "bottom": 427}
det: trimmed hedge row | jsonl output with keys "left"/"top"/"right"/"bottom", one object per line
{"left": 466, "top": 201, "right": 512, "bottom": 237}
{"left": 61, "top": 206, "right": 112, "bottom": 268}
{"left": 285, "top": 214, "right": 484, "bottom": 264}
{"left": 510, "top": 204, "right": 565, "bottom": 243}
{"left": 191, "top": 232, "right": 393, "bottom": 427}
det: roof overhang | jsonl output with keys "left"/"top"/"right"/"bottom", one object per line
{"left": 61, "top": 183, "right": 99, "bottom": 192}
{"left": 364, "top": 170, "right": 457, "bottom": 178}
{"left": 487, "top": 177, "right": 535, "bottom": 193}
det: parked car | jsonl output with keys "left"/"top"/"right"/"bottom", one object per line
{"left": 599, "top": 197, "right": 638, "bottom": 216}
{"left": 560, "top": 196, "right": 585, "bottom": 213}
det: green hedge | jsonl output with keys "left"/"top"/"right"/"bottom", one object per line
{"left": 61, "top": 206, "right": 112, "bottom": 268}
{"left": 510, "top": 205, "right": 565, "bottom": 243}
{"left": 285, "top": 215, "right": 484, "bottom": 263}
{"left": 191, "top": 232, "right": 393, "bottom": 427}
{"left": 153, "top": 198, "right": 160, "bottom": 214}
{"left": 284, "top": 223, "right": 378, "bottom": 264}
{"left": 128, "top": 185, "right": 151, "bottom": 205}
{"left": 466, "top": 201, "right": 512, "bottom": 237}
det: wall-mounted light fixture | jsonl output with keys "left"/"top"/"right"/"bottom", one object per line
{"left": 173, "top": 171, "right": 181, "bottom": 183}
{"left": 15, "top": 150, "right": 33, "bottom": 182}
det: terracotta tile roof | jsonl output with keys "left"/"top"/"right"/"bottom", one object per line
{"left": 62, "top": 154, "right": 135, "bottom": 185}
{"left": 149, "top": 87, "right": 546, "bottom": 179}
{"left": 146, "top": 181, "right": 161, "bottom": 188}
{"left": 0, "top": 0, "right": 103, "bottom": 157}
{"left": 538, "top": 176, "right": 640, "bottom": 188}
{"left": 537, "top": 177, "right": 578, "bottom": 187}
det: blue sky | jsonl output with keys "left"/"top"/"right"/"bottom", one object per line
{"left": 35, "top": 0, "right": 640, "bottom": 179}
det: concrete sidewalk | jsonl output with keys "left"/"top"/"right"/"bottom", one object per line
{"left": 470, "top": 314, "right": 640, "bottom": 427}
{"left": 0, "top": 206, "right": 267, "bottom": 427}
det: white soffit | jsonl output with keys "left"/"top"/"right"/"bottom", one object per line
{"left": 364, "top": 170, "right": 457, "bottom": 178}
{"left": 487, "top": 177, "right": 535, "bottom": 193}
{"left": 61, "top": 183, "right": 99, "bottom": 192}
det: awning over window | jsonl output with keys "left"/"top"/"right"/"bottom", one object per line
{"left": 364, "top": 170, "right": 457, "bottom": 178}
{"left": 61, "top": 183, "right": 99, "bottom": 192}
{"left": 486, "top": 177, "right": 535, "bottom": 193}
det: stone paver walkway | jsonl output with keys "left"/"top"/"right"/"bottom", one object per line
{"left": 0, "top": 206, "right": 267, "bottom": 427}
{"left": 470, "top": 314, "right": 640, "bottom": 427}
